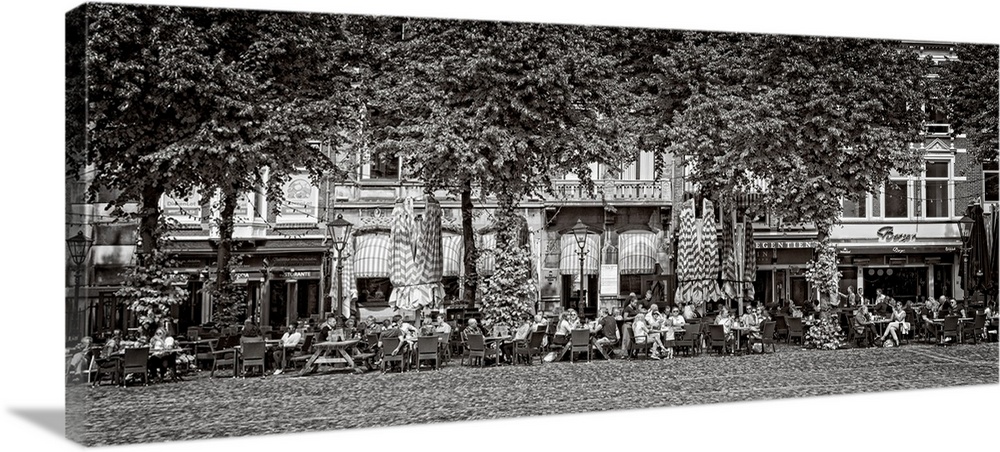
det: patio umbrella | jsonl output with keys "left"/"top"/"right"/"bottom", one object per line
{"left": 967, "top": 204, "right": 993, "bottom": 296}
{"left": 721, "top": 210, "right": 739, "bottom": 300}
{"left": 412, "top": 195, "right": 444, "bottom": 310}
{"left": 674, "top": 198, "right": 697, "bottom": 305}
{"left": 742, "top": 216, "right": 757, "bottom": 303}
{"left": 699, "top": 198, "right": 723, "bottom": 303}
{"left": 990, "top": 205, "right": 998, "bottom": 299}
{"left": 389, "top": 198, "right": 419, "bottom": 310}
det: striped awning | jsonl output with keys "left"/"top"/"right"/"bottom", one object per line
{"left": 618, "top": 231, "right": 656, "bottom": 274}
{"left": 442, "top": 234, "right": 463, "bottom": 277}
{"left": 353, "top": 233, "right": 391, "bottom": 279}
{"left": 560, "top": 233, "right": 600, "bottom": 275}
{"left": 476, "top": 233, "right": 496, "bottom": 276}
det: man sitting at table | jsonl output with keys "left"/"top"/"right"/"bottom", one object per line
{"left": 271, "top": 322, "right": 302, "bottom": 375}
{"left": 461, "top": 318, "right": 486, "bottom": 341}
{"left": 591, "top": 307, "right": 619, "bottom": 359}
{"left": 919, "top": 297, "right": 941, "bottom": 342}
{"left": 434, "top": 314, "right": 453, "bottom": 343}
{"left": 853, "top": 305, "right": 877, "bottom": 347}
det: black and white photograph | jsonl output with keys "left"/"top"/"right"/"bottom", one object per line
{"left": 3, "top": 1, "right": 999, "bottom": 451}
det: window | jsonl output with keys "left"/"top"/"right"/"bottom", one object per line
{"left": 923, "top": 161, "right": 949, "bottom": 218}
{"left": 985, "top": 162, "right": 999, "bottom": 203}
{"left": 361, "top": 152, "right": 400, "bottom": 180}
{"left": 883, "top": 180, "right": 909, "bottom": 218}
{"left": 842, "top": 196, "right": 867, "bottom": 218}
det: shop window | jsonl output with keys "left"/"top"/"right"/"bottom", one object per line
{"left": 883, "top": 180, "right": 909, "bottom": 218}
{"left": 357, "top": 278, "right": 393, "bottom": 306}
{"left": 984, "top": 162, "right": 999, "bottom": 203}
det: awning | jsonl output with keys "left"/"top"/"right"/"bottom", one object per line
{"left": 476, "top": 233, "right": 496, "bottom": 276}
{"left": 442, "top": 234, "right": 463, "bottom": 277}
{"left": 560, "top": 233, "right": 600, "bottom": 275}
{"left": 618, "top": 231, "right": 656, "bottom": 274}
{"left": 832, "top": 240, "right": 963, "bottom": 255}
{"left": 353, "top": 233, "right": 391, "bottom": 278}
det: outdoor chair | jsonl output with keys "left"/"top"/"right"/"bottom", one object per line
{"left": 940, "top": 316, "right": 960, "bottom": 344}
{"left": 708, "top": 324, "right": 729, "bottom": 355}
{"left": 121, "top": 347, "right": 150, "bottom": 387}
{"left": 211, "top": 336, "right": 238, "bottom": 378}
{"left": 627, "top": 325, "right": 652, "bottom": 360}
{"left": 960, "top": 314, "right": 986, "bottom": 344}
{"left": 185, "top": 326, "right": 201, "bottom": 341}
{"left": 513, "top": 330, "right": 546, "bottom": 365}
{"left": 902, "top": 309, "right": 919, "bottom": 344}
{"left": 774, "top": 316, "right": 788, "bottom": 341}
{"left": 570, "top": 329, "right": 592, "bottom": 363}
{"left": 415, "top": 336, "right": 440, "bottom": 371}
{"left": 749, "top": 321, "right": 776, "bottom": 353}
{"left": 240, "top": 341, "right": 267, "bottom": 378}
{"left": 674, "top": 327, "right": 699, "bottom": 357}
{"left": 544, "top": 322, "right": 557, "bottom": 352}
{"left": 380, "top": 337, "right": 408, "bottom": 373}
{"left": 786, "top": 317, "right": 805, "bottom": 345}
{"left": 464, "top": 334, "right": 497, "bottom": 367}
{"left": 91, "top": 354, "right": 122, "bottom": 387}
{"left": 288, "top": 334, "right": 315, "bottom": 369}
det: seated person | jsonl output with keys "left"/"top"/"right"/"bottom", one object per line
{"left": 317, "top": 316, "right": 337, "bottom": 342}
{"left": 271, "top": 323, "right": 302, "bottom": 375}
{"left": 681, "top": 302, "right": 698, "bottom": 321}
{"left": 591, "top": 308, "right": 619, "bottom": 358}
{"left": 461, "top": 318, "right": 485, "bottom": 341}
{"left": 434, "top": 314, "right": 453, "bottom": 343}
{"left": 853, "top": 305, "right": 878, "bottom": 347}
{"left": 66, "top": 336, "right": 94, "bottom": 382}
{"left": 919, "top": 298, "right": 940, "bottom": 341}
{"left": 879, "top": 300, "right": 908, "bottom": 346}
{"left": 715, "top": 307, "right": 737, "bottom": 351}
{"left": 502, "top": 314, "right": 535, "bottom": 361}
{"left": 551, "top": 311, "right": 575, "bottom": 350}
{"left": 662, "top": 307, "right": 687, "bottom": 359}
{"left": 631, "top": 314, "right": 663, "bottom": 359}
{"left": 148, "top": 327, "right": 177, "bottom": 381}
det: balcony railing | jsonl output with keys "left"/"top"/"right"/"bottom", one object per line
{"left": 549, "top": 179, "right": 670, "bottom": 203}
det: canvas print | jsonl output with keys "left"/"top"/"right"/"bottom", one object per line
{"left": 64, "top": 2, "right": 999, "bottom": 447}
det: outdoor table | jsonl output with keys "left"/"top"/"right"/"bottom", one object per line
{"left": 484, "top": 336, "right": 511, "bottom": 364}
{"left": 730, "top": 326, "right": 754, "bottom": 354}
{"left": 297, "top": 339, "right": 366, "bottom": 375}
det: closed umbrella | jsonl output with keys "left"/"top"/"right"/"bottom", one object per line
{"left": 674, "top": 198, "right": 697, "bottom": 304}
{"left": 412, "top": 195, "right": 444, "bottom": 309}
{"left": 968, "top": 204, "right": 993, "bottom": 296}
{"left": 699, "top": 198, "right": 723, "bottom": 303}
{"left": 389, "top": 198, "right": 419, "bottom": 310}
{"left": 721, "top": 210, "right": 739, "bottom": 300}
{"left": 742, "top": 216, "right": 757, "bottom": 302}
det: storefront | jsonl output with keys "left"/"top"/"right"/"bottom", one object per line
{"left": 752, "top": 235, "right": 818, "bottom": 307}
{"left": 830, "top": 222, "right": 962, "bottom": 304}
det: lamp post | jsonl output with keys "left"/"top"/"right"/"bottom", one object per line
{"left": 66, "top": 231, "right": 93, "bottom": 339}
{"left": 571, "top": 219, "right": 590, "bottom": 312}
{"left": 327, "top": 214, "right": 353, "bottom": 319}
{"left": 957, "top": 209, "right": 974, "bottom": 302}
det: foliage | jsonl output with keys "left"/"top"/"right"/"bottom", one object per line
{"left": 940, "top": 43, "right": 999, "bottom": 164}
{"left": 115, "top": 226, "right": 188, "bottom": 338}
{"left": 478, "top": 212, "right": 537, "bottom": 332}
{"left": 805, "top": 240, "right": 842, "bottom": 300}
{"left": 655, "top": 32, "right": 932, "bottom": 231}
{"left": 804, "top": 316, "right": 845, "bottom": 350}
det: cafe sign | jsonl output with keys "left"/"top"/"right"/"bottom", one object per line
{"left": 876, "top": 226, "right": 916, "bottom": 243}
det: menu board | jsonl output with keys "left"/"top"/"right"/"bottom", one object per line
{"left": 600, "top": 264, "right": 619, "bottom": 296}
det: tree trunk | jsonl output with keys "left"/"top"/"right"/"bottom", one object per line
{"left": 213, "top": 186, "right": 238, "bottom": 321}
{"left": 461, "top": 180, "right": 479, "bottom": 303}
{"left": 138, "top": 183, "right": 165, "bottom": 268}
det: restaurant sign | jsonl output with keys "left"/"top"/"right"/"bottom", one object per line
{"left": 876, "top": 226, "right": 916, "bottom": 243}
{"left": 600, "top": 264, "right": 619, "bottom": 296}
{"left": 754, "top": 241, "right": 818, "bottom": 249}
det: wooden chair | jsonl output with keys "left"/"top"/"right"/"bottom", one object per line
{"left": 960, "top": 314, "right": 986, "bottom": 344}
{"left": 786, "top": 317, "right": 805, "bottom": 345}
{"left": 415, "top": 336, "right": 440, "bottom": 371}
{"left": 121, "top": 347, "right": 150, "bottom": 387}
{"left": 749, "top": 321, "right": 776, "bottom": 353}
{"left": 211, "top": 336, "right": 238, "bottom": 378}
{"left": 380, "top": 337, "right": 407, "bottom": 373}
{"left": 708, "top": 324, "right": 729, "bottom": 355}
{"left": 940, "top": 316, "right": 960, "bottom": 344}
{"left": 570, "top": 329, "right": 592, "bottom": 363}
{"left": 464, "top": 334, "right": 497, "bottom": 367}
{"left": 544, "top": 322, "right": 557, "bottom": 351}
{"left": 514, "top": 331, "right": 546, "bottom": 365}
{"left": 288, "top": 334, "right": 315, "bottom": 369}
{"left": 627, "top": 325, "right": 652, "bottom": 360}
{"left": 91, "top": 355, "right": 123, "bottom": 387}
{"left": 240, "top": 341, "right": 267, "bottom": 378}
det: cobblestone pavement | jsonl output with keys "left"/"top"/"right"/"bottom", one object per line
{"left": 65, "top": 342, "right": 998, "bottom": 446}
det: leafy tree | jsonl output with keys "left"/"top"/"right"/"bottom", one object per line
{"left": 479, "top": 212, "right": 537, "bottom": 332}
{"left": 940, "top": 43, "right": 999, "bottom": 164}
{"left": 115, "top": 221, "right": 188, "bottom": 338}
{"left": 656, "top": 32, "right": 932, "bottom": 236}
{"left": 78, "top": 5, "right": 358, "bottom": 322}
{"left": 368, "top": 19, "right": 642, "bottom": 302}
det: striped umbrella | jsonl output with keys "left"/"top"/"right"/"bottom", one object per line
{"left": 389, "top": 198, "right": 419, "bottom": 310}
{"left": 742, "top": 216, "right": 757, "bottom": 302}
{"left": 674, "top": 198, "right": 697, "bottom": 304}
{"left": 412, "top": 195, "right": 444, "bottom": 309}
{"left": 700, "top": 198, "right": 723, "bottom": 302}
{"left": 721, "top": 211, "right": 739, "bottom": 300}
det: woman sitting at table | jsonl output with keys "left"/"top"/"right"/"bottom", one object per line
{"left": 631, "top": 313, "right": 664, "bottom": 359}
{"left": 551, "top": 311, "right": 576, "bottom": 352}
{"left": 148, "top": 327, "right": 177, "bottom": 382}
{"left": 878, "top": 300, "right": 908, "bottom": 347}
{"left": 501, "top": 314, "right": 535, "bottom": 362}
{"left": 715, "top": 307, "right": 737, "bottom": 350}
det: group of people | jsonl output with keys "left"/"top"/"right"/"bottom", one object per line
{"left": 66, "top": 319, "right": 184, "bottom": 384}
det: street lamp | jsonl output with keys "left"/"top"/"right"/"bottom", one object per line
{"left": 326, "top": 214, "right": 353, "bottom": 318}
{"left": 66, "top": 231, "right": 93, "bottom": 339}
{"left": 571, "top": 219, "right": 590, "bottom": 312}
{"left": 958, "top": 209, "right": 974, "bottom": 301}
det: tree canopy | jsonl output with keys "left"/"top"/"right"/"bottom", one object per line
{"left": 941, "top": 43, "right": 999, "bottom": 164}
{"left": 655, "top": 32, "right": 933, "bottom": 233}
